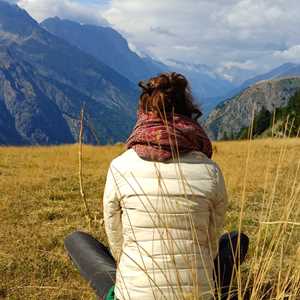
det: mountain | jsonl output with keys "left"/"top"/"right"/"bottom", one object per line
{"left": 204, "top": 77, "right": 300, "bottom": 140}
{"left": 240, "top": 63, "right": 300, "bottom": 90}
{"left": 225, "top": 63, "right": 300, "bottom": 100}
{"left": 41, "top": 17, "right": 165, "bottom": 84}
{"left": 41, "top": 18, "right": 237, "bottom": 113}
{"left": 0, "top": 1, "right": 138, "bottom": 145}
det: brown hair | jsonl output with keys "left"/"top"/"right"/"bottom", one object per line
{"left": 138, "top": 72, "right": 202, "bottom": 121}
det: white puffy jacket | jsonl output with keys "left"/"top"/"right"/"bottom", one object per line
{"left": 103, "top": 149, "right": 228, "bottom": 300}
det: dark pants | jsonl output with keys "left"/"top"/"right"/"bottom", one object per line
{"left": 65, "top": 231, "right": 249, "bottom": 299}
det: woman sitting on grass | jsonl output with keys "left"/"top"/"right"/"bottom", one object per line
{"left": 65, "top": 72, "right": 249, "bottom": 300}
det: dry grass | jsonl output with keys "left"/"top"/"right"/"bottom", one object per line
{"left": 0, "top": 138, "right": 299, "bottom": 299}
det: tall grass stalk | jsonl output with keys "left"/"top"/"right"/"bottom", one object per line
{"left": 78, "top": 106, "right": 92, "bottom": 228}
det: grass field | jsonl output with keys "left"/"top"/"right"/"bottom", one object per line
{"left": 0, "top": 139, "right": 299, "bottom": 299}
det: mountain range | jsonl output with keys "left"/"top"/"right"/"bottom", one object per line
{"left": 0, "top": 1, "right": 237, "bottom": 145}
{"left": 40, "top": 17, "right": 300, "bottom": 115}
{"left": 1, "top": 0, "right": 300, "bottom": 145}
{"left": 40, "top": 17, "right": 237, "bottom": 107}
{"left": 0, "top": 0, "right": 138, "bottom": 145}
{"left": 41, "top": 17, "right": 164, "bottom": 85}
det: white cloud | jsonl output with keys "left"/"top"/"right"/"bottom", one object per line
{"left": 7, "top": 0, "right": 300, "bottom": 81}
{"left": 224, "top": 0, "right": 283, "bottom": 29}
{"left": 215, "top": 60, "right": 259, "bottom": 84}
{"left": 17, "top": 0, "right": 109, "bottom": 25}
{"left": 150, "top": 26, "right": 177, "bottom": 37}
{"left": 221, "top": 60, "right": 257, "bottom": 71}
{"left": 274, "top": 45, "right": 300, "bottom": 61}
{"left": 103, "top": 0, "right": 300, "bottom": 72}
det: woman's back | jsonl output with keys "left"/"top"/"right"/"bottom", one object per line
{"left": 103, "top": 148, "right": 227, "bottom": 300}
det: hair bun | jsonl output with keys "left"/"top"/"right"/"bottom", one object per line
{"left": 138, "top": 72, "right": 202, "bottom": 120}
{"left": 153, "top": 74, "right": 170, "bottom": 91}
{"left": 169, "top": 72, "right": 188, "bottom": 90}
{"left": 144, "top": 72, "right": 188, "bottom": 94}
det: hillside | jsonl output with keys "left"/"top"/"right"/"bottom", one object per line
{"left": 205, "top": 77, "right": 300, "bottom": 140}
{"left": 0, "top": 1, "right": 138, "bottom": 145}
{"left": 236, "top": 90, "right": 300, "bottom": 139}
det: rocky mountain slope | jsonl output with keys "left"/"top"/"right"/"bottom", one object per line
{"left": 0, "top": 0, "right": 138, "bottom": 145}
{"left": 41, "top": 18, "right": 235, "bottom": 108}
{"left": 204, "top": 77, "right": 300, "bottom": 140}
{"left": 41, "top": 17, "right": 165, "bottom": 85}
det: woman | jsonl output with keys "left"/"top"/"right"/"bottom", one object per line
{"left": 104, "top": 72, "right": 227, "bottom": 300}
{"left": 65, "top": 72, "right": 249, "bottom": 300}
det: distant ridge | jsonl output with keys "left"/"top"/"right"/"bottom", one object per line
{"left": 204, "top": 77, "right": 300, "bottom": 140}
{"left": 224, "top": 63, "right": 300, "bottom": 101}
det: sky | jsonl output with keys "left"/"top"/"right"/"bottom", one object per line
{"left": 5, "top": 0, "right": 300, "bottom": 81}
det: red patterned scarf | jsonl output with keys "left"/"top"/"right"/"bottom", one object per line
{"left": 126, "top": 112, "right": 212, "bottom": 161}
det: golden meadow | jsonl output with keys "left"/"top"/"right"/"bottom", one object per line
{"left": 0, "top": 138, "right": 299, "bottom": 299}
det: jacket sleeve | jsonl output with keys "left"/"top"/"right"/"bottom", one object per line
{"left": 103, "top": 163, "right": 123, "bottom": 261}
{"left": 210, "top": 165, "right": 228, "bottom": 258}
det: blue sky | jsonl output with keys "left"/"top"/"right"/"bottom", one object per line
{"left": 6, "top": 0, "right": 300, "bottom": 81}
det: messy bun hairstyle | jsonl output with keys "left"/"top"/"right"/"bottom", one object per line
{"left": 138, "top": 72, "right": 202, "bottom": 121}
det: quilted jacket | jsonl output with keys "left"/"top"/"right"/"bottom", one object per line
{"left": 103, "top": 149, "right": 228, "bottom": 300}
